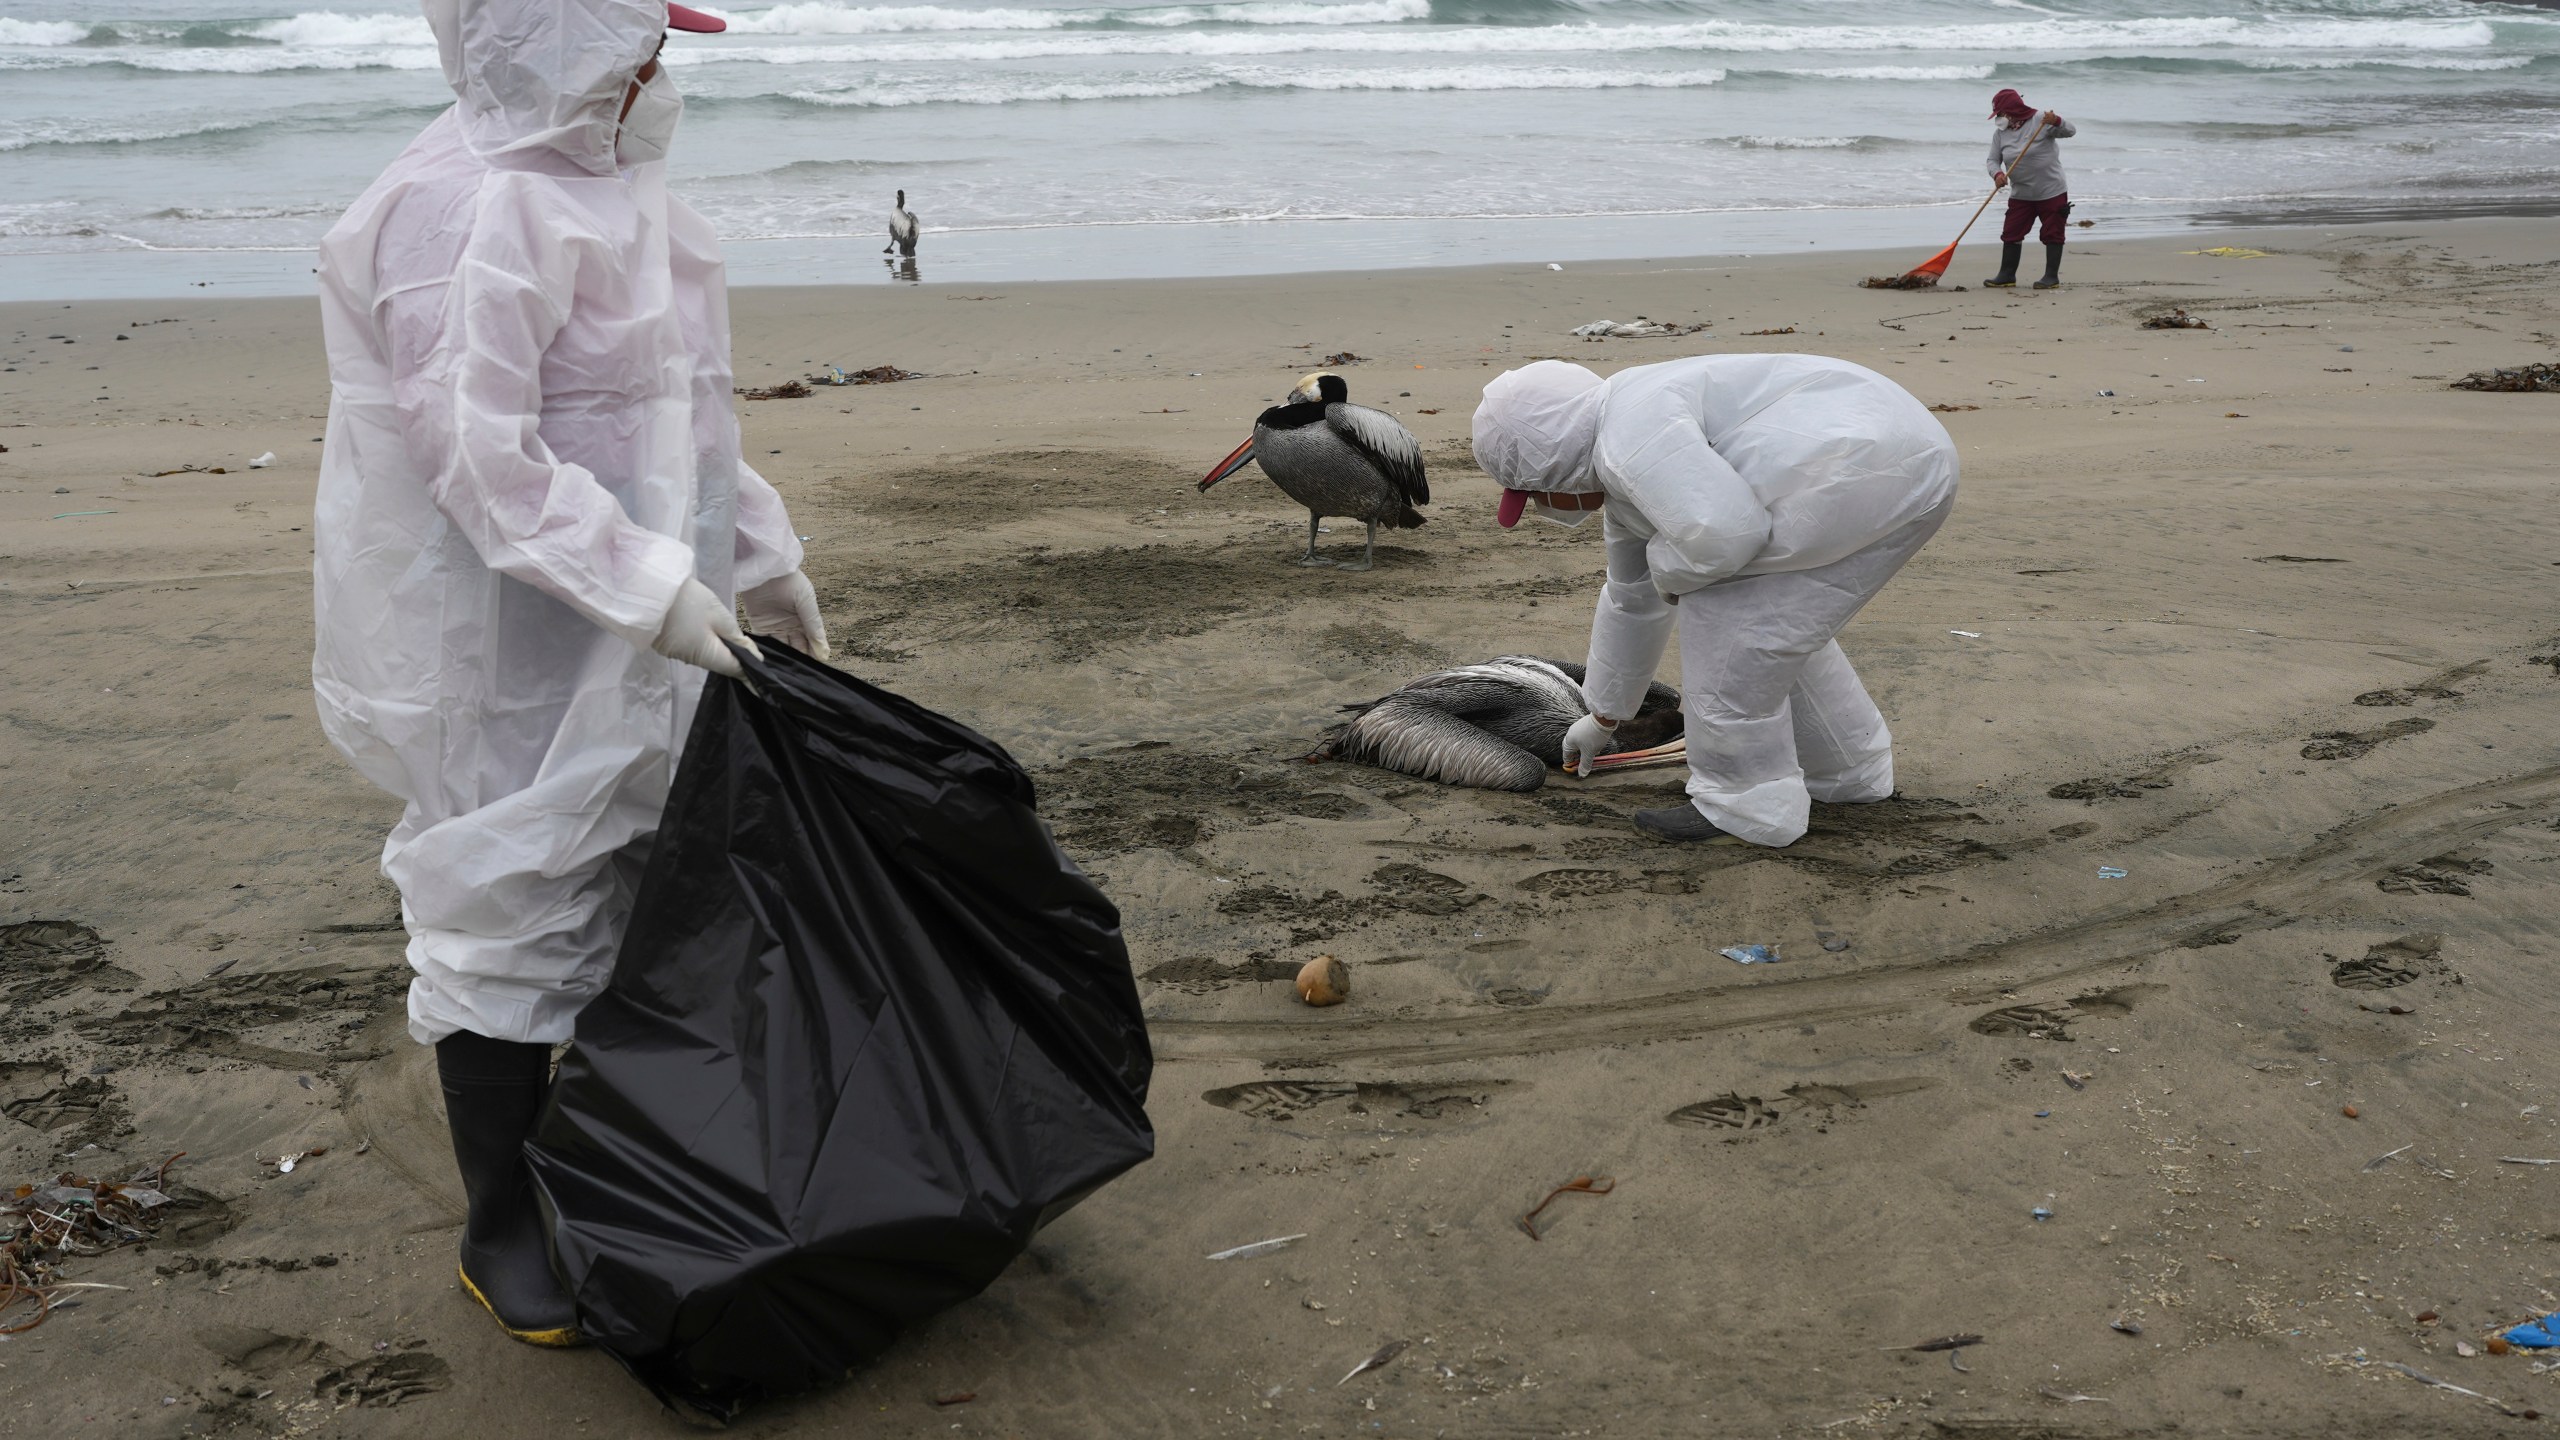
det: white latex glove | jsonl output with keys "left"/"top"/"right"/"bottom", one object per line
{"left": 652, "top": 578, "right": 758, "bottom": 680}
{"left": 738, "top": 569, "right": 830, "bottom": 660}
{"left": 1561, "top": 713, "right": 1617, "bottom": 778}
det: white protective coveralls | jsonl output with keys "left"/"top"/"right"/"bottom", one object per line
{"left": 1473, "top": 356, "right": 1958, "bottom": 847}
{"left": 311, "top": 0, "right": 805, "bottom": 1045}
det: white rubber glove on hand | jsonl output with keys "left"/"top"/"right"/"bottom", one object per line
{"left": 652, "top": 578, "right": 759, "bottom": 680}
{"left": 1561, "top": 713, "right": 1616, "bottom": 778}
{"left": 738, "top": 570, "right": 830, "bottom": 660}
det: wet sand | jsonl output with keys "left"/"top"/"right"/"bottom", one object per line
{"left": 4, "top": 219, "right": 2559, "bottom": 1437}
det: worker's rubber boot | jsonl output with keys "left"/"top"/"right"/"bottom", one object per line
{"left": 1984, "top": 243, "right": 2022, "bottom": 288}
{"left": 2033, "top": 244, "right": 2064, "bottom": 290}
{"left": 1633, "top": 805, "right": 1732, "bottom": 843}
{"left": 437, "top": 1031, "right": 582, "bottom": 1348}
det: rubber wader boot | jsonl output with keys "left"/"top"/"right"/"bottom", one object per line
{"left": 1984, "top": 242, "right": 2022, "bottom": 288}
{"left": 437, "top": 1030, "right": 582, "bottom": 1347}
{"left": 1632, "top": 805, "right": 1732, "bottom": 843}
{"left": 2033, "top": 243, "right": 2064, "bottom": 289}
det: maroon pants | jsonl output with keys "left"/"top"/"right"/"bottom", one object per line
{"left": 2001, "top": 193, "right": 2071, "bottom": 245}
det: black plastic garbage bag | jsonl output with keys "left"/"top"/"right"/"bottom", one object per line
{"left": 527, "top": 643, "right": 1154, "bottom": 1414}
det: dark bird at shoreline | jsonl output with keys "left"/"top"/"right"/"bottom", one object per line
{"left": 885, "top": 189, "right": 918, "bottom": 257}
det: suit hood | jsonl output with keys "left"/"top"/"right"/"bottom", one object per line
{"left": 426, "top": 0, "right": 663, "bottom": 176}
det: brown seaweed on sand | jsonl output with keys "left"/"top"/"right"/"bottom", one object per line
{"left": 2451, "top": 362, "right": 2560, "bottom": 393}
{"left": 1860, "top": 273, "right": 1940, "bottom": 290}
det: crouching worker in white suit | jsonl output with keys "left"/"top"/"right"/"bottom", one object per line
{"left": 310, "top": 0, "right": 827, "bottom": 1347}
{"left": 1474, "top": 356, "right": 1957, "bottom": 848}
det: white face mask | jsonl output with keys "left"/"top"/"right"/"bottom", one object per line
{"left": 1530, "top": 497, "right": 1597, "bottom": 529}
{"left": 616, "top": 65, "right": 682, "bottom": 167}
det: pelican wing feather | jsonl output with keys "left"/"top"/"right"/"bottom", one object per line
{"left": 1333, "top": 698, "right": 1547, "bottom": 791}
{"left": 1326, "top": 403, "right": 1428, "bottom": 507}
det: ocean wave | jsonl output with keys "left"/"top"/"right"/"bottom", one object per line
{"left": 0, "top": 113, "right": 276, "bottom": 152}
{"left": 0, "top": 17, "right": 87, "bottom": 44}
{"left": 666, "top": 14, "right": 2509, "bottom": 68}
{"left": 786, "top": 61, "right": 1724, "bottom": 105}
{"left": 1774, "top": 64, "right": 1992, "bottom": 81}
{"left": 244, "top": 11, "right": 435, "bottom": 46}
{"left": 708, "top": 0, "right": 1430, "bottom": 33}
{"left": 1717, "top": 134, "right": 1886, "bottom": 150}
{"left": 151, "top": 202, "right": 347, "bottom": 221}
{"left": 2241, "top": 54, "right": 2534, "bottom": 72}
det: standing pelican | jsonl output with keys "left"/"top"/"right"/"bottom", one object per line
{"left": 1200, "top": 372, "right": 1426, "bottom": 571}
{"left": 885, "top": 189, "right": 918, "bottom": 257}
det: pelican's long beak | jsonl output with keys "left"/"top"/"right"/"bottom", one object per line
{"left": 1201, "top": 436, "right": 1257, "bottom": 491}
{"left": 1588, "top": 738, "right": 1688, "bottom": 772}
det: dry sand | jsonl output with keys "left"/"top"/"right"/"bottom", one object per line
{"left": 4, "top": 219, "right": 2559, "bottom": 1438}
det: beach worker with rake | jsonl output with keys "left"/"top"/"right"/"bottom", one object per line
{"left": 309, "top": 0, "right": 829, "bottom": 1349}
{"left": 1985, "top": 88, "right": 2075, "bottom": 289}
{"left": 1474, "top": 356, "right": 1958, "bottom": 850}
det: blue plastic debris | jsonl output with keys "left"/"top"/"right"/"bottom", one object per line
{"left": 2030, "top": 1206, "right": 2054, "bottom": 1221}
{"left": 2505, "top": 1314, "right": 2560, "bottom": 1350}
{"left": 2097, "top": 866, "right": 2128, "bottom": 880}
{"left": 1720, "top": 945, "right": 1782, "bottom": 965}
{"left": 2035, "top": 1110, "right": 2052, "bottom": 1118}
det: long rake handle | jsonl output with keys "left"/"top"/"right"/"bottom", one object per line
{"left": 1937, "top": 113, "right": 2053, "bottom": 256}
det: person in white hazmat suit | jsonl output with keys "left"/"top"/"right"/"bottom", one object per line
{"left": 1474, "top": 356, "right": 1956, "bottom": 848}
{"left": 310, "top": 0, "right": 824, "bottom": 1346}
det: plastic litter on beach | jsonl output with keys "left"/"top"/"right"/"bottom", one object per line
{"left": 2505, "top": 1315, "right": 2560, "bottom": 1350}
{"left": 2030, "top": 1206, "right": 2053, "bottom": 1221}
{"left": 1206, "top": 1234, "right": 1306, "bottom": 1262}
{"left": 248, "top": 451, "right": 276, "bottom": 467}
{"left": 2182, "top": 246, "right": 2268, "bottom": 259}
{"left": 2097, "top": 866, "right": 2127, "bottom": 879}
{"left": 1720, "top": 945, "right": 1781, "bottom": 965}
{"left": 1949, "top": 629, "right": 1981, "bottom": 638}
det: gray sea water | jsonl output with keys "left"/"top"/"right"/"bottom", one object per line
{"left": 5, "top": 0, "right": 2558, "bottom": 298}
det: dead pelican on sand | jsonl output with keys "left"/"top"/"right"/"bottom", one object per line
{"left": 1314, "top": 656, "right": 1686, "bottom": 791}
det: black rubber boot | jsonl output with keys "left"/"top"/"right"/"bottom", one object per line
{"left": 437, "top": 1031, "right": 582, "bottom": 1348}
{"left": 2033, "top": 243, "right": 2064, "bottom": 289}
{"left": 1633, "top": 805, "right": 1732, "bottom": 843}
{"left": 1984, "top": 242, "right": 2022, "bottom": 288}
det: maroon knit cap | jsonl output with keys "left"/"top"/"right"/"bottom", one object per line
{"left": 1990, "top": 88, "right": 2034, "bottom": 120}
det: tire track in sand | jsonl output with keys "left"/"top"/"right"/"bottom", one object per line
{"left": 1149, "top": 764, "right": 2560, "bottom": 1067}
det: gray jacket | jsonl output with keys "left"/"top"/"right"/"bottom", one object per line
{"left": 1987, "top": 114, "right": 2074, "bottom": 203}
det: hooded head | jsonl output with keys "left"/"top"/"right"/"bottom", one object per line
{"left": 1473, "top": 360, "right": 1605, "bottom": 527}
{"left": 426, "top": 0, "right": 671, "bottom": 176}
{"left": 1989, "top": 87, "right": 2035, "bottom": 123}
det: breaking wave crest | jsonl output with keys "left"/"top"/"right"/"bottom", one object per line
{"left": 709, "top": 0, "right": 1432, "bottom": 33}
{"left": 787, "top": 61, "right": 1725, "bottom": 105}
